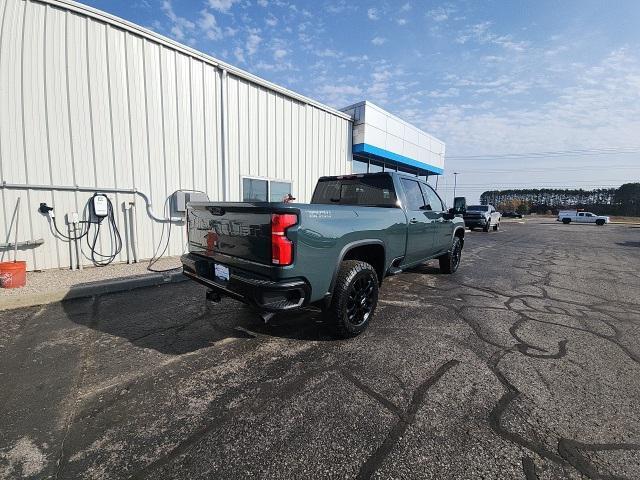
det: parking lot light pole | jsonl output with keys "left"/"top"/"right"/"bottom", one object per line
{"left": 453, "top": 172, "right": 459, "bottom": 201}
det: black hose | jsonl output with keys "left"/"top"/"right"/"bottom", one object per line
{"left": 85, "top": 195, "right": 122, "bottom": 267}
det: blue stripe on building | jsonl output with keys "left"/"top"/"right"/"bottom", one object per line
{"left": 352, "top": 143, "right": 444, "bottom": 175}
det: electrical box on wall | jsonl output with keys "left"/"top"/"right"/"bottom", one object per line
{"left": 172, "top": 191, "right": 209, "bottom": 216}
{"left": 92, "top": 194, "right": 109, "bottom": 218}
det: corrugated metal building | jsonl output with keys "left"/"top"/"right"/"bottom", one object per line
{"left": 0, "top": 0, "right": 444, "bottom": 272}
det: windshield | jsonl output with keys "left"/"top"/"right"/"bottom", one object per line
{"left": 467, "top": 205, "right": 489, "bottom": 211}
{"left": 311, "top": 175, "right": 398, "bottom": 207}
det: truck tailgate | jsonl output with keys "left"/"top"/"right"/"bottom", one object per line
{"left": 187, "top": 203, "right": 272, "bottom": 265}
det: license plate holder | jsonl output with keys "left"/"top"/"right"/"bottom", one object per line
{"left": 214, "top": 264, "right": 230, "bottom": 282}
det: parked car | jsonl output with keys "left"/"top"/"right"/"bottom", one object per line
{"left": 463, "top": 205, "right": 502, "bottom": 232}
{"left": 502, "top": 211, "right": 523, "bottom": 218}
{"left": 181, "top": 172, "right": 466, "bottom": 337}
{"left": 557, "top": 210, "right": 610, "bottom": 225}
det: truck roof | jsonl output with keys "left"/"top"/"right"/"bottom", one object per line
{"left": 318, "top": 171, "right": 428, "bottom": 181}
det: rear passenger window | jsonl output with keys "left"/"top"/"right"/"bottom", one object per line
{"left": 420, "top": 184, "right": 444, "bottom": 212}
{"left": 401, "top": 179, "right": 426, "bottom": 210}
{"left": 311, "top": 175, "right": 398, "bottom": 207}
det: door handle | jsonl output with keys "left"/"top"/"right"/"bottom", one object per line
{"left": 409, "top": 218, "right": 418, "bottom": 224}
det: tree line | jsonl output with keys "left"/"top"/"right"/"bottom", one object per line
{"left": 480, "top": 183, "right": 640, "bottom": 216}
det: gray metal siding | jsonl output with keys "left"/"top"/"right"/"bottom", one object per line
{"left": 0, "top": 0, "right": 352, "bottom": 271}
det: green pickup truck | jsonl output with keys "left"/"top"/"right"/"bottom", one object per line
{"left": 182, "top": 172, "right": 466, "bottom": 337}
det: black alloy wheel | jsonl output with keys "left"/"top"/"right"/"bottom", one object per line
{"left": 329, "top": 260, "right": 379, "bottom": 338}
{"left": 439, "top": 236, "right": 462, "bottom": 274}
{"left": 346, "top": 275, "right": 376, "bottom": 326}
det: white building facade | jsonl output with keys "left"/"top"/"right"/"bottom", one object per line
{"left": 0, "top": 0, "right": 444, "bottom": 271}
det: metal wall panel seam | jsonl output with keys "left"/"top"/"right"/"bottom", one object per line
{"left": 141, "top": 38, "right": 156, "bottom": 251}
{"left": 64, "top": 9, "right": 81, "bottom": 267}
{"left": 188, "top": 58, "right": 195, "bottom": 190}
{"left": 20, "top": 1, "right": 38, "bottom": 269}
{"left": 158, "top": 45, "right": 168, "bottom": 253}
{"left": 220, "top": 68, "right": 228, "bottom": 201}
{"left": 124, "top": 33, "right": 136, "bottom": 192}
{"left": 104, "top": 22, "right": 122, "bottom": 262}
{"left": 201, "top": 61, "right": 208, "bottom": 197}
{"left": 84, "top": 18, "right": 97, "bottom": 189}
{"left": 0, "top": 0, "right": 11, "bottom": 256}
{"left": 172, "top": 50, "right": 181, "bottom": 190}
{"left": 32, "top": 0, "right": 352, "bottom": 121}
{"left": 43, "top": 3, "right": 62, "bottom": 268}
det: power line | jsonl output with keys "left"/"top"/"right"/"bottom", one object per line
{"left": 447, "top": 146, "right": 640, "bottom": 161}
{"left": 442, "top": 164, "right": 640, "bottom": 174}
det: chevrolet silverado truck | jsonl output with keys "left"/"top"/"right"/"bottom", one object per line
{"left": 463, "top": 204, "right": 501, "bottom": 232}
{"left": 557, "top": 210, "right": 610, "bottom": 225}
{"left": 182, "top": 172, "right": 465, "bottom": 337}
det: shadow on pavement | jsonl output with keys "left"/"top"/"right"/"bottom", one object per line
{"left": 61, "top": 282, "right": 336, "bottom": 354}
{"left": 405, "top": 264, "right": 443, "bottom": 275}
{"left": 617, "top": 241, "right": 640, "bottom": 248}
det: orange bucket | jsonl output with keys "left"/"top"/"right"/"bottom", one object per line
{"left": 0, "top": 261, "right": 27, "bottom": 288}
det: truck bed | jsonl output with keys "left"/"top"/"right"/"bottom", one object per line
{"left": 185, "top": 201, "right": 407, "bottom": 305}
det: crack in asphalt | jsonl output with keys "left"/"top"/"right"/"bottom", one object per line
{"left": 355, "top": 360, "right": 460, "bottom": 480}
{"left": 521, "top": 455, "right": 539, "bottom": 480}
{"left": 55, "top": 295, "right": 102, "bottom": 480}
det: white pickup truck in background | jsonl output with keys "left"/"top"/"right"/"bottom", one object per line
{"left": 557, "top": 210, "right": 610, "bottom": 225}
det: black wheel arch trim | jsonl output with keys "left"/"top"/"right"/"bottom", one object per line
{"left": 452, "top": 226, "right": 465, "bottom": 246}
{"left": 326, "top": 239, "right": 387, "bottom": 301}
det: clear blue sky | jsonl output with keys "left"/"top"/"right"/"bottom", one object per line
{"left": 83, "top": 0, "right": 640, "bottom": 203}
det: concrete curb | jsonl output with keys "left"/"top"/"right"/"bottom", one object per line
{"left": 0, "top": 270, "right": 187, "bottom": 311}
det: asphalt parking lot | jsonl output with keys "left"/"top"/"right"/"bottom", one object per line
{"left": 1, "top": 218, "right": 639, "bottom": 479}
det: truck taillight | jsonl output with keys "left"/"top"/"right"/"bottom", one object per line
{"left": 271, "top": 213, "right": 297, "bottom": 266}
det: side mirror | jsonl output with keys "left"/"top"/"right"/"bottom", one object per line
{"left": 453, "top": 196, "right": 466, "bottom": 215}
{"left": 443, "top": 209, "right": 456, "bottom": 220}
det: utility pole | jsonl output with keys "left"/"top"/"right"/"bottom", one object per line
{"left": 453, "top": 172, "right": 459, "bottom": 202}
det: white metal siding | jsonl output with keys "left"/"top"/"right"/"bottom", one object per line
{"left": 0, "top": 0, "right": 352, "bottom": 271}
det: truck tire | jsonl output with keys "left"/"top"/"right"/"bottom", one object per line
{"left": 483, "top": 222, "right": 490, "bottom": 232}
{"left": 596, "top": 219, "right": 605, "bottom": 226}
{"left": 328, "top": 260, "right": 379, "bottom": 338}
{"left": 493, "top": 222, "right": 499, "bottom": 231}
{"left": 439, "top": 237, "right": 462, "bottom": 274}
{"left": 562, "top": 218, "right": 571, "bottom": 224}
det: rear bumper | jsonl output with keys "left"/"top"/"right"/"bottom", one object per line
{"left": 181, "top": 253, "right": 310, "bottom": 311}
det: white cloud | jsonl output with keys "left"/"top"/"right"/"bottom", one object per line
{"left": 208, "top": 0, "right": 239, "bottom": 13}
{"left": 367, "top": 8, "right": 379, "bottom": 20}
{"left": 318, "top": 84, "right": 363, "bottom": 106}
{"left": 400, "top": 3, "right": 411, "bottom": 12}
{"left": 161, "top": 1, "right": 195, "bottom": 41}
{"left": 257, "top": 0, "right": 268, "bottom": 6}
{"left": 426, "top": 88, "right": 460, "bottom": 98}
{"left": 397, "top": 18, "right": 407, "bottom": 26}
{"left": 273, "top": 48, "right": 288, "bottom": 60}
{"left": 233, "top": 47, "right": 245, "bottom": 63}
{"left": 246, "top": 29, "right": 262, "bottom": 55}
{"left": 427, "top": 6, "right": 455, "bottom": 22}
{"left": 456, "top": 22, "right": 529, "bottom": 52}
{"left": 316, "top": 48, "right": 340, "bottom": 58}
{"left": 265, "top": 14, "right": 278, "bottom": 27}
{"left": 198, "top": 10, "right": 222, "bottom": 40}
{"left": 425, "top": 49, "right": 640, "bottom": 158}
{"left": 371, "top": 36, "right": 387, "bottom": 46}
